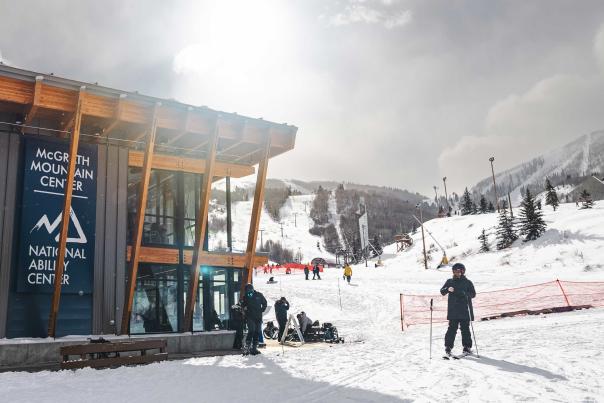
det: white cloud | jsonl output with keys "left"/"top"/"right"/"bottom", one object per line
{"left": 439, "top": 24, "right": 604, "bottom": 190}
{"left": 328, "top": 2, "right": 411, "bottom": 29}
{"left": 594, "top": 24, "right": 604, "bottom": 74}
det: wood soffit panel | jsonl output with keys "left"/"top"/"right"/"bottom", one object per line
{"left": 0, "top": 66, "right": 297, "bottom": 166}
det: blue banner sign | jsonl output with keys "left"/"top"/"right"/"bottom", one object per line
{"left": 17, "top": 137, "right": 97, "bottom": 294}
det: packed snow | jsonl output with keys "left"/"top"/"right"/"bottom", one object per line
{"left": 1, "top": 202, "right": 604, "bottom": 402}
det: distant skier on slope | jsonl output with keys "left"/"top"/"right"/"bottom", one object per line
{"left": 440, "top": 263, "right": 476, "bottom": 357}
{"left": 304, "top": 265, "right": 310, "bottom": 280}
{"left": 343, "top": 264, "right": 352, "bottom": 284}
{"left": 241, "top": 283, "right": 267, "bottom": 355}
{"left": 312, "top": 264, "right": 321, "bottom": 280}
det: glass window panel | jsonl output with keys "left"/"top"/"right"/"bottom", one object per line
{"left": 127, "top": 167, "right": 142, "bottom": 244}
{"left": 184, "top": 219, "right": 196, "bottom": 247}
{"left": 192, "top": 273, "right": 204, "bottom": 331}
{"left": 208, "top": 268, "right": 229, "bottom": 329}
{"left": 183, "top": 173, "right": 201, "bottom": 221}
{"left": 130, "top": 264, "right": 179, "bottom": 334}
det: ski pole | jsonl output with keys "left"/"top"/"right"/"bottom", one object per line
{"left": 467, "top": 301, "right": 479, "bottom": 358}
{"left": 429, "top": 298, "right": 433, "bottom": 360}
{"left": 337, "top": 277, "right": 342, "bottom": 310}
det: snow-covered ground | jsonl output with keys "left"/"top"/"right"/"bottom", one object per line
{"left": 2, "top": 202, "right": 604, "bottom": 402}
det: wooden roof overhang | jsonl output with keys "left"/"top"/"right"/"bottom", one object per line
{"left": 0, "top": 64, "right": 297, "bottom": 177}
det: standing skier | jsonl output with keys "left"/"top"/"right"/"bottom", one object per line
{"left": 241, "top": 283, "right": 267, "bottom": 355}
{"left": 343, "top": 264, "right": 352, "bottom": 284}
{"left": 304, "top": 265, "right": 310, "bottom": 280}
{"left": 312, "top": 264, "right": 321, "bottom": 280}
{"left": 274, "top": 297, "right": 290, "bottom": 341}
{"left": 440, "top": 263, "right": 476, "bottom": 357}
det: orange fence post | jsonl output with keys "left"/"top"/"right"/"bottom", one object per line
{"left": 556, "top": 279, "right": 571, "bottom": 307}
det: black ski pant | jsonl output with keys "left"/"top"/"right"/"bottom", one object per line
{"left": 305, "top": 272, "right": 309, "bottom": 280}
{"left": 233, "top": 322, "right": 243, "bottom": 349}
{"left": 445, "top": 319, "right": 472, "bottom": 349}
{"left": 277, "top": 317, "right": 287, "bottom": 341}
{"left": 246, "top": 317, "right": 261, "bottom": 346}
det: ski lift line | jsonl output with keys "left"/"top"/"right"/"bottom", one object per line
{"left": 411, "top": 215, "right": 446, "bottom": 257}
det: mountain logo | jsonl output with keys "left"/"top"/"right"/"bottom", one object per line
{"left": 30, "top": 207, "right": 88, "bottom": 244}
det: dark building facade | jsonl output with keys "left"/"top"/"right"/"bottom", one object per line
{"left": 0, "top": 65, "right": 296, "bottom": 339}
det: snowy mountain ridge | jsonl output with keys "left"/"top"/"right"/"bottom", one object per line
{"left": 472, "top": 131, "right": 604, "bottom": 203}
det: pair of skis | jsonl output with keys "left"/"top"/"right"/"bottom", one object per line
{"left": 443, "top": 351, "right": 474, "bottom": 360}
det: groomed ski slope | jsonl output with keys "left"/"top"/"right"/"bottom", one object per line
{"left": 1, "top": 203, "right": 604, "bottom": 402}
{"left": 211, "top": 194, "right": 335, "bottom": 263}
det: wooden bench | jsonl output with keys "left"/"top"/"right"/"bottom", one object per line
{"left": 60, "top": 339, "right": 168, "bottom": 370}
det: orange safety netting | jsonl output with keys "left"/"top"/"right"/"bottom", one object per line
{"left": 400, "top": 280, "right": 604, "bottom": 329}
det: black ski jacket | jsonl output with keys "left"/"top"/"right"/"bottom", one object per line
{"left": 242, "top": 291, "right": 267, "bottom": 322}
{"left": 274, "top": 299, "right": 290, "bottom": 322}
{"left": 440, "top": 276, "right": 476, "bottom": 320}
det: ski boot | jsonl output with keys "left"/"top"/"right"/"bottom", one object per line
{"left": 443, "top": 347, "right": 452, "bottom": 360}
{"left": 462, "top": 347, "right": 473, "bottom": 356}
{"left": 250, "top": 343, "right": 261, "bottom": 356}
{"left": 242, "top": 343, "right": 251, "bottom": 356}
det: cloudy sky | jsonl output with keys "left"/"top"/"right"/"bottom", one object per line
{"left": 2, "top": 0, "right": 604, "bottom": 195}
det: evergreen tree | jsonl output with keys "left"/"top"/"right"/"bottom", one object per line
{"left": 471, "top": 200, "right": 478, "bottom": 215}
{"left": 461, "top": 187, "right": 473, "bottom": 215}
{"left": 496, "top": 207, "right": 517, "bottom": 250}
{"left": 488, "top": 201, "right": 495, "bottom": 212}
{"left": 478, "top": 229, "right": 490, "bottom": 252}
{"left": 580, "top": 189, "right": 593, "bottom": 209}
{"left": 536, "top": 199, "right": 542, "bottom": 210}
{"left": 544, "top": 178, "right": 559, "bottom": 211}
{"left": 479, "top": 195, "right": 488, "bottom": 214}
{"left": 501, "top": 199, "right": 508, "bottom": 210}
{"left": 518, "top": 189, "right": 547, "bottom": 241}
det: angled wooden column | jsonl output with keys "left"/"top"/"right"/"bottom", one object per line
{"left": 183, "top": 123, "right": 219, "bottom": 332}
{"left": 119, "top": 103, "right": 161, "bottom": 335}
{"left": 47, "top": 87, "right": 85, "bottom": 338}
{"left": 226, "top": 172, "right": 233, "bottom": 250}
{"left": 240, "top": 135, "right": 272, "bottom": 297}
{"left": 22, "top": 76, "right": 43, "bottom": 132}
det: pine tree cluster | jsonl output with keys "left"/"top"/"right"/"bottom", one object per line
{"left": 478, "top": 229, "right": 490, "bottom": 252}
{"left": 518, "top": 189, "right": 547, "bottom": 241}
{"left": 544, "top": 178, "right": 559, "bottom": 211}
{"left": 496, "top": 207, "right": 517, "bottom": 249}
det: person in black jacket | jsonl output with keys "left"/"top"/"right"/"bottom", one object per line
{"left": 241, "top": 283, "right": 267, "bottom": 355}
{"left": 304, "top": 266, "right": 309, "bottom": 280}
{"left": 274, "top": 297, "right": 290, "bottom": 341}
{"left": 312, "top": 264, "right": 321, "bottom": 280}
{"left": 440, "top": 262, "right": 476, "bottom": 356}
{"left": 229, "top": 303, "right": 244, "bottom": 349}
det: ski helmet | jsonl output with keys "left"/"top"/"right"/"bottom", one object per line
{"left": 452, "top": 263, "right": 465, "bottom": 273}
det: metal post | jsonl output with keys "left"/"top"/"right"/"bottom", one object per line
{"left": 417, "top": 205, "right": 428, "bottom": 270}
{"left": 489, "top": 157, "right": 500, "bottom": 212}
{"left": 442, "top": 177, "right": 449, "bottom": 212}
{"left": 429, "top": 298, "right": 433, "bottom": 360}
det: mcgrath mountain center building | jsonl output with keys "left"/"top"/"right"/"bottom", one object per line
{"left": 0, "top": 65, "right": 297, "bottom": 346}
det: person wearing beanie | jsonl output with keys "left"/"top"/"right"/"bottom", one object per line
{"left": 439, "top": 262, "right": 476, "bottom": 357}
{"left": 241, "top": 283, "right": 267, "bottom": 355}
